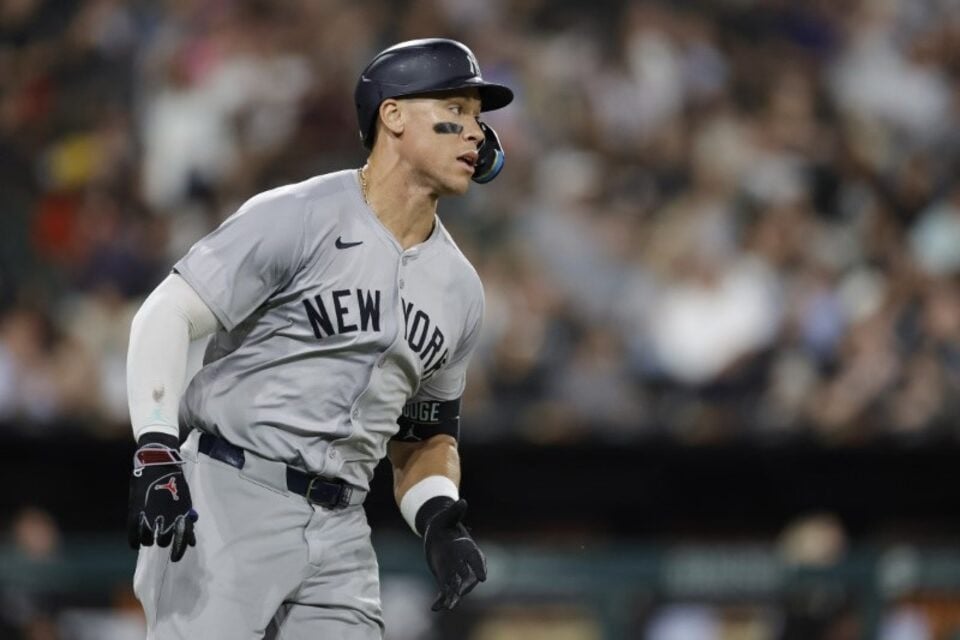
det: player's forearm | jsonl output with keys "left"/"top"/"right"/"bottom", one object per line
{"left": 127, "top": 274, "right": 219, "bottom": 441}
{"left": 391, "top": 435, "right": 460, "bottom": 505}
{"left": 389, "top": 435, "right": 464, "bottom": 535}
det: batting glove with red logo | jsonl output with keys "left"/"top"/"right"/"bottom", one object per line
{"left": 418, "top": 497, "right": 487, "bottom": 611}
{"left": 127, "top": 432, "right": 198, "bottom": 562}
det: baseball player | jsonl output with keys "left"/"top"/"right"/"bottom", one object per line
{"left": 125, "top": 38, "right": 513, "bottom": 639}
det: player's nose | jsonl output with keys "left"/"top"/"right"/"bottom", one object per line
{"left": 465, "top": 119, "right": 484, "bottom": 147}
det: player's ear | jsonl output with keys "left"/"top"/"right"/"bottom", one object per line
{"left": 379, "top": 99, "right": 405, "bottom": 139}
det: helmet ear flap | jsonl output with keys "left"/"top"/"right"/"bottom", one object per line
{"left": 472, "top": 122, "right": 505, "bottom": 184}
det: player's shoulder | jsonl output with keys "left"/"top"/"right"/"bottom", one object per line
{"left": 226, "top": 171, "right": 357, "bottom": 241}
{"left": 241, "top": 170, "right": 355, "bottom": 213}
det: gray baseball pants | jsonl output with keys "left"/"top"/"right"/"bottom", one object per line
{"left": 134, "top": 430, "right": 384, "bottom": 639}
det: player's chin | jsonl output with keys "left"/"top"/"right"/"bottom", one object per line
{"left": 447, "top": 178, "right": 472, "bottom": 196}
{"left": 438, "top": 171, "right": 472, "bottom": 196}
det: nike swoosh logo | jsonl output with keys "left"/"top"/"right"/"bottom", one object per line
{"left": 335, "top": 236, "right": 363, "bottom": 249}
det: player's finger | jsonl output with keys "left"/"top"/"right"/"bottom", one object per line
{"left": 138, "top": 515, "right": 155, "bottom": 547}
{"left": 431, "top": 570, "right": 462, "bottom": 611}
{"left": 155, "top": 517, "right": 173, "bottom": 547}
{"left": 170, "top": 517, "right": 188, "bottom": 562}
{"left": 458, "top": 566, "right": 480, "bottom": 597}
{"left": 431, "top": 589, "right": 460, "bottom": 611}
{"left": 185, "top": 509, "right": 198, "bottom": 548}
{"left": 443, "top": 572, "right": 463, "bottom": 607}
{"left": 127, "top": 480, "right": 141, "bottom": 549}
{"left": 465, "top": 547, "right": 487, "bottom": 582}
{"left": 128, "top": 512, "right": 143, "bottom": 550}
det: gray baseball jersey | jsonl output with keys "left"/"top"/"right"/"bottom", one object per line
{"left": 173, "top": 169, "right": 484, "bottom": 490}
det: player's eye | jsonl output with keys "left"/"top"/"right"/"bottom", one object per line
{"left": 448, "top": 104, "right": 463, "bottom": 115}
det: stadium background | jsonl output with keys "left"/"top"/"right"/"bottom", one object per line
{"left": 2, "top": 0, "right": 960, "bottom": 638}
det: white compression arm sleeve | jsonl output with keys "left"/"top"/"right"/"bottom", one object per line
{"left": 127, "top": 273, "right": 220, "bottom": 441}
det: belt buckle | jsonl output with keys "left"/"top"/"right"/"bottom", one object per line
{"left": 305, "top": 475, "right": 350, "bottom": 509}
{"left": 305, "top": 475, "right": 323, "bottom": 504}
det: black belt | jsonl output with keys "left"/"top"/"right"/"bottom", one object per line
{"left": 197, "top": 432, "right": 354, "bottom": 510}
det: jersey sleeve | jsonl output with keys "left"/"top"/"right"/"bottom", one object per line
{"left": 173, "top": 190, "right": 307, "bottom": 331}
{"left": 412, "top": 286, "right": 484, "bottom": 402}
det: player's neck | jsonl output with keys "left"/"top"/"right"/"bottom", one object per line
{"left": 360, "top": 160, "right": 438, "bottom": 250}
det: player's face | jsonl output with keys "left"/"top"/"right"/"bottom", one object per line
{"left": 399, "top": 89, "right": 484, "bottom": 195}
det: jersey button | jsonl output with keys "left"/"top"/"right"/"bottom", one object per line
{"left": 399, "top": 279, "right": 405, "bottom": 289}
{"left": 352, "top": 409, "right": 360, "bottom": 419}
{"left": 401, "top": 256, "right": 409, "bottom": 266}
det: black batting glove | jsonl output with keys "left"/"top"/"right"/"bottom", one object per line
{"left": 417, "top": 497, "right": 487, "bottom": 611}
{"left": 127, "top": 432, "right": 198, "bottom": 562}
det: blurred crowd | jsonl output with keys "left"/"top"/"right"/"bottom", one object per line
{"left": 1, "top": 0, "right": 959, "bottom": 445}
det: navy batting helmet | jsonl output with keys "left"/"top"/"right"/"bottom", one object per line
{"left": 354, "top": 38, "right": 513, "bottom": 151}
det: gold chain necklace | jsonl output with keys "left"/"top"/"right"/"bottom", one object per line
{"left": 358, "top": 166, "right": 369, "bottom": 205}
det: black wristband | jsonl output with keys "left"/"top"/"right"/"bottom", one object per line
{"left": 415, "top": 495, "right": 457, "bottom": 536}
{"left": 137, "top": 432, "right": 180, "bottom": 449}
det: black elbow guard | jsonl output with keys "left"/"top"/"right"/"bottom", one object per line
{"left": 393, "top": 398, "right": 461, "bottom": 442}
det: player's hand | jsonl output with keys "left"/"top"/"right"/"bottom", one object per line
{"left": 421, "top": 498, "right": 487, "bottom": 611}
{"left": 127, "top": 433, "right": 198, "bottom": 562}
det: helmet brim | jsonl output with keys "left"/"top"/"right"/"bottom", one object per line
{"left": 477, "top": 83, "right": 514, "bottom": 112}
{"left": 467, "top": 82, "right": 513, "bottom": 111}
{"left": 398, "top": 81, "right": 514, "bottom": 113}
{"left": 450, "top": 78, "right": 513, "bottom": 111}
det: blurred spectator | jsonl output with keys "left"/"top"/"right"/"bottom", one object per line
{"left": 777, "top": 512, "right": 847, "bottom": 568}
{"left": 909, "top": 186, "right": 960, "bottom": 276}
{"left": 0, "top": 306, "right": 62, "bottom": 426}
{"left": 1, "top": 507, "right": 63, "bottom": 639}
{"left": 880, "top": 606, "right": 932, "bottom": 640}
{"left": 11, "top": 507, "right": 61, "bottom": 561}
